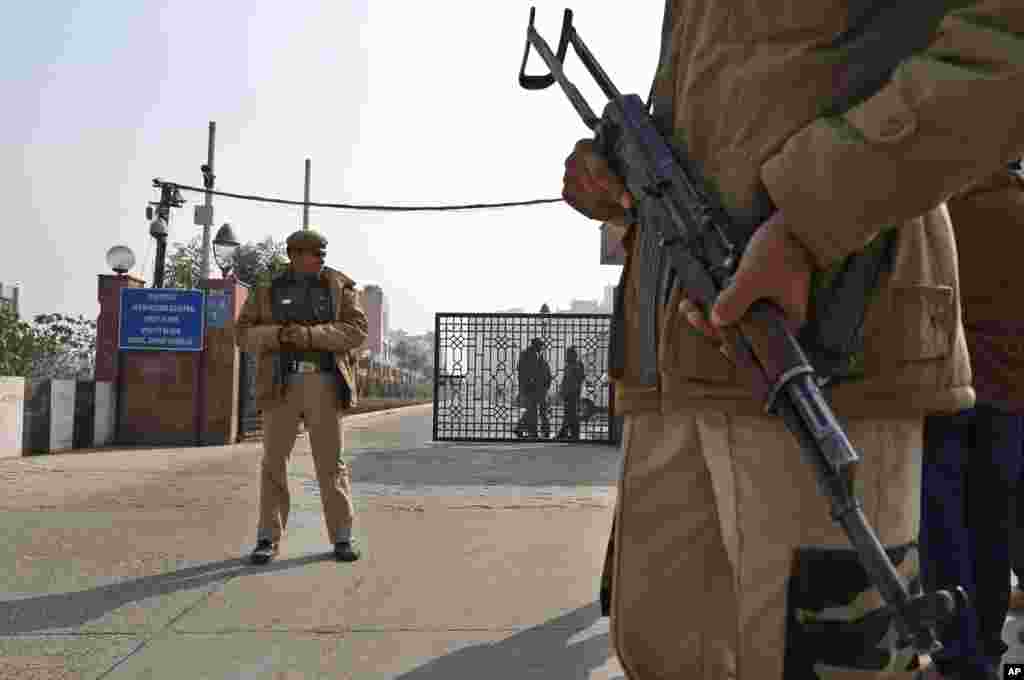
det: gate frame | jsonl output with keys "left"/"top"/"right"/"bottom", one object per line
{"left": 237, "top": 351, "right": 260, "bottom": 441}
{"left": 432, "top": 311, "right": 617, "bottom": 444}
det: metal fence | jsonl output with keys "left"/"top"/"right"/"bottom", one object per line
{"left": 238, "top": 351, "right": 261, "bottom": 440}
{"left": 433, "top": 313, "right": 616, "bottom": 443}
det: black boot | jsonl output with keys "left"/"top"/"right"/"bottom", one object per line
{"left": 334, "top": 540, "right": 361, "bottom": 562}
{"left": 249, "top": 539, "right": 279, "bottom": 565}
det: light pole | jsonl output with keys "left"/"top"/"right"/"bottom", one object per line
{"left": 147, "top": 180, "right": 185, "bottom": 288}
{"left": 199, "top": 122, "right": 217, "bottom": 282}
{"left": 212, "top": 223, "right": 241, "bottom": 278}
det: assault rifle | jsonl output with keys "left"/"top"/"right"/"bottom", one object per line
{"left": 519, "top": 8, "right": 965, "bottom": 654}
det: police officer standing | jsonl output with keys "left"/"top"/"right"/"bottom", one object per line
{"left": 235, "top": 229, "right": 368, "bottom": 565}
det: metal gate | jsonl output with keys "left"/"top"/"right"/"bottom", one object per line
{"left": 238, "top": 351, "right": 261, "bottom": 441}
{"left": 433, "top": 313, "right": 616, "bottom": 443}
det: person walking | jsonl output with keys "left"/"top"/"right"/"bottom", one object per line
{"left": 235, "top": 228, "right": 368, "bottom": 565}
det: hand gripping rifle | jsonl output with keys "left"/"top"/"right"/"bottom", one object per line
{"left": 519, "top": 8, "right": 966, "bottom": 654}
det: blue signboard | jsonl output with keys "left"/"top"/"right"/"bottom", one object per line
{"left": 119, "top": 288, "right": 206, "bottom": 351}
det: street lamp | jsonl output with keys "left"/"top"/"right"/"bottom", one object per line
{"left": 212, "top": 222, "right": 240, "bottom": 278}
{"left": 105, "top": 245, "right": 136, "bottom": 276}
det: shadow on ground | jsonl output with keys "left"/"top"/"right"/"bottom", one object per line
{"left": 350, "top": 443, "right": 623, "bottom": 488}
{"left": 396, "top": 602, "right": 621, "bottom": 679}
{"left": 0, "top": 553, "right": 333, "bottom": 634}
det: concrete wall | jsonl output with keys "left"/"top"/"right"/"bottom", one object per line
{"left": 50, "top": 380, "right": 76, "bottom": 451}
{"left": 73, "top": 381, "right": 96, "bottom": 449}
{"left": 0, "top": 377, "right": 24, "bottom": 458}
{"left": 95, "top": 274, "right": 145, "bottom": 383}
{"left": 93, "top": 381, "right": 116, "bottom": 446}
{"left": 23, "top": 379, "right": 76, "bottom": 454}
{"left": 200, "top": 279, "right": 247, "bottom": 445}
{"left": 20, "top": 379, "right": 116, "bottom": 454}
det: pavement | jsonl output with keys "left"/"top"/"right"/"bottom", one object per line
{"left": 4, "top": 403, "right": 1024, "bottom": 679}
{"left": 0, "top": 404, "right": 625, "bottom": 679}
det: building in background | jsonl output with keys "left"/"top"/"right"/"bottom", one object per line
{"left": 600, "top": 285, "right": 616, "bottom": 314}
{"left": 0, "top": 283, "right": 20, "bottom": 318}
{"left": 359, "top": 284, "right": 390, "bottom": 360}
{"left": 566, "top": 299, "right": 600, "bottom": 314}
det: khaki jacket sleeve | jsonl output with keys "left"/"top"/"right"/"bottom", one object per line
{"left": 235, "top": 287, "right": 282, "bottom": 353}
{"left": 308, "top": 286, "right": 369, "bottom": 353}
{"left": 761, "top": 2, "right": 1024, "bottom": 269}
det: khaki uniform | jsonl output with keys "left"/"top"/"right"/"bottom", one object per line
{"left": 235, "top": 265, "right": 367, "bottom": 545}
{"left": 607, "top": 1, "right": 1024, "bottom": 678}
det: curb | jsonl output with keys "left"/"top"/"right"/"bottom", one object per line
{"left": 243, "top": 402, "right": 432, "bottom": 443}
{"left": 343, "top": 402, "right": 433, "bottom": 423}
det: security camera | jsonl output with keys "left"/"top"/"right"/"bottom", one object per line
{"left": 149, "top": 217, "right": 168, "bottom": 238}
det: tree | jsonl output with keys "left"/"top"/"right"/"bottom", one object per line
{"left": 0, "top": 310, "right": 95, "bottom": 379}
{"left": 392, "top": 338, "right": 427, "bottom": 375}
{"left": 28, "top": 314, "right": 97, "bottom": 380}
{"left": 0, "top": 308, "right": 53, "bottom": 377}
{"left": 390, "top": 332, "right": 434, "bottom": 378}
{"left": 166, "top": 235, "right": 289, "bottom": 289}
{"left": 166, "top": 235, "right": 204, "bottom": 289}
{"left": 233, "top": 237, "right": 289, "bottom": 288}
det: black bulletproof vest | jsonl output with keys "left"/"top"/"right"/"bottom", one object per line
{"left": 270, "top": 271, "right": 336, "bottom": 373}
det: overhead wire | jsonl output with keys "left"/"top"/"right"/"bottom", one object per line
{"left": 161, "top": 181, "right": 565, "bottom": 212}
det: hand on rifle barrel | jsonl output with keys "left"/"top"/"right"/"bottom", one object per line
{"left": 562, "top": 139, "right": 633, "bottom": 223}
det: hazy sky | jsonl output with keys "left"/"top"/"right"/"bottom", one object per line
{"left": 6, "top": 1, "right": 663, "bottom": 335}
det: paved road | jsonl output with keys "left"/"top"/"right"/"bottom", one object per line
{"left": 0, "top": 404, "right": 625, "bottom": 679}
{"left": 4, "top": 404, "right": 1024, "bottom": 679}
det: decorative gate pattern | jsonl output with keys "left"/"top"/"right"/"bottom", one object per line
{"left": 238, "top": 351, "right": 261, "bottom": 441}
{"left": 433, "top": 313, "right": 615, "bottom": 443}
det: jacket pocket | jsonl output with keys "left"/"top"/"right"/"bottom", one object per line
{"left": 864, "top": 285, "right": 955, "bottom": 366}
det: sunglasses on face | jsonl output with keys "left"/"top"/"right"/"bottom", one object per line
{"left": 291, "top": 249, "right": 325, "bottom": 259}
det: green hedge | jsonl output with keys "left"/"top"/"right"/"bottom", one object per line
{"left": 359, "top": 380, "right": 432, "bottom": 401}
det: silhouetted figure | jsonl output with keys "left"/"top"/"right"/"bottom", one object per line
{"left": 557, "top": 346, "right": 586, "bottom": 440}
{"left": 515, "top": 338, "right": 552, "bottom": 438}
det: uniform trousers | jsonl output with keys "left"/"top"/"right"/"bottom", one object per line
{"left": 610, "top": 409, "right": 922, "bottom": 680}
{"left": 257, "top": 372, "right": 355, "bottom": 544}
{"left": 920, "top": 405, "right": 1024, "bottom": 677}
